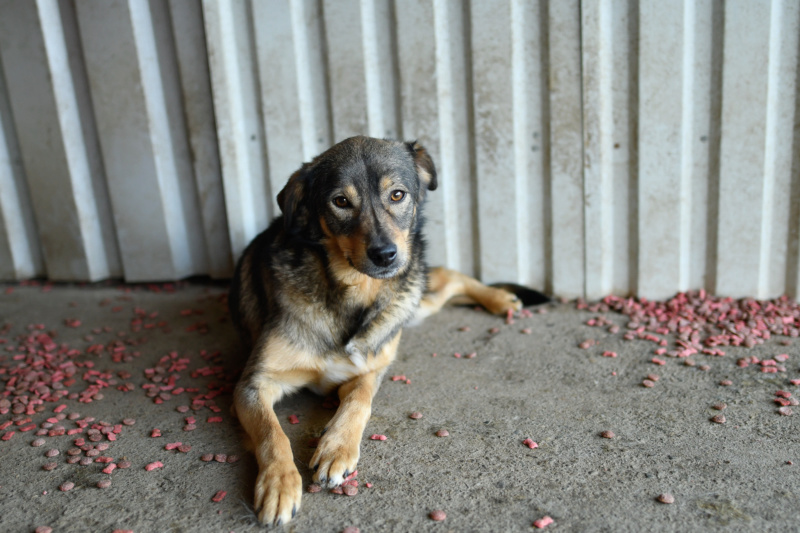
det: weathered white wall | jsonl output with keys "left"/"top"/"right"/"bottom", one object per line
{"left": 0, "top": 0, "right": 799, "bottom": 301}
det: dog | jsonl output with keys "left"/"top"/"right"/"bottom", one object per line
{"left": 228, "top": 136, "right": 543, "bottom": 525}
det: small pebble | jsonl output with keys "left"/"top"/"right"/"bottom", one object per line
{"left": 59, "top": 481, "right": 74, "bottom": 492}
{"left": 435, "top": 430, "right": 449, "bottom": 437}
{"left": 429, "top": 509, "right": 446, "bottom": 521}
{"left": 97, "top": 479, "right": 111, "bottom": 489}
{"left": 657, "top": 493, "right": 675, "bottom": 504}
{"left": 600, "top": 430, "right": 615, "bottom": 439}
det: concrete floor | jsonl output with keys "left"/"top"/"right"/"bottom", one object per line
{"left": 0, "top": 281, "right": 798, "bottom": 533}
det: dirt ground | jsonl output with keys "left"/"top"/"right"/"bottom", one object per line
{"left": 0, "top": 281, "right": 798, "bottom": 532}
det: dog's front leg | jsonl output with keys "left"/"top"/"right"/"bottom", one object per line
{"left": 234, "top": 373, "right": 302, "bottom": 526}
{"left": 311, "top": 333, "right": 399, "bottom": 486}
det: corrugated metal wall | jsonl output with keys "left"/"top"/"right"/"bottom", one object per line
{"left": 1, "top": 0, "right": 799, "bottom": 302}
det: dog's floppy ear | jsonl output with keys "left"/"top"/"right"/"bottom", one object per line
{"left": 407, "top": 141, "right": 437, "bottom": 191}
{"left": 277, "top": 163, "right": 311, "bottom": 230}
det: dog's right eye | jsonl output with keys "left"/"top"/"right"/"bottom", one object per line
{"left": 333, "top": 196, "right": 350, "bottom": 208}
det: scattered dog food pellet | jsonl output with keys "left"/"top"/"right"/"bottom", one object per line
{"left": 341, "top": 527, "right": 360, "bottom": 533}
{"left": 657, "top": 493, "right": 675, "bottom": 504}
{"left": 288, "top": 415, "right": 299, "bottom": 424}
{"left": 200, "top": 454, "right": 214, "bottom": 462}
{"left": 435, "top": 430, "right": 449, "bottom": 437}
{"left": 307, "top": 484, "right": 322, "bottom": 493}
{"left": 602, "top": 351, "right": 617, "bottom": 358}
{"left": 34, "top": 527, "right": 52, "bottom": 533}
{"left": 429, "top": 510, "right": 446, "bottom": 521}
{"left": 214, "top": 454, "right": 227, "bottom": 463}
{"left": 42, "top": 462, "right": 58, "bottom": 471}
{"left": 117, "top": 460, "right": 131, "bottom": 469}
{"left": 720, "top": 380, "right": 733, "bottom": 386}
{"left": 522, "top": 438, "right": 538, "bottom": 449}
{"left": 369, "top": 434, "right": 387, "bottom": 441}
{"left": 343, "top": 484, "right": 358, "bottom": 496}
{"left": 533, "top": 516, "right": 554, "bottom": 529}
{"left": 330, "top": 486, "right": 344, "bottom": 495}
{"left": 122, "top": 418, "right": 135, "bottom": 426}
{"left": 145, "top": 461, "right": 164, "bottom": 471}
{"left": 177, "top": 444, "right": 191, "bottom": 453}
{"left": 778, "top": 407, "right": 793, "bottom": 416}
{"left": 31, "top": 438, "right": 46, "bottom": 447}
{"left": 409, "top": 412, "right": 423, "bottom": 419}
{"left": 211, "top": 490, "right": 227, "bottom": 502}
{"left": 600, "top": 430, "right": 615, "bottom": 439}
{"left": 710, "top": 414, "right": 726, "bottom": 424}
{"left": 712, "top": 403, "right": 727, "bottom": 411}
{"left": 642, "top": 379, "right": 655, "bottom": 388}
{"left": 150, "top": 429, "right": 161, "bottom": 438}
{"left": 44, "top": 448, "right": 59, "bottom": 458}
{"left": 97, "top": 479, "right": 112, "bottom": 489}
{"left": 579, "top": 339, "right": 596, "bottom": 349}
{"left": 59, "top": 481, "right": 74, "bottom": 492}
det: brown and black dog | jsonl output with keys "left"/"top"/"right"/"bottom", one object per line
{"left": 228, "top": 136, "right": 541, "bottom": 525}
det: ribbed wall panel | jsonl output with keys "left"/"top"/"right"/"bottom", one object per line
{"left": 0, "top": 0, "right": 799, "bottom": 301}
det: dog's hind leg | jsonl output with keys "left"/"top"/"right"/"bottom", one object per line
{"left": 414, "top": 266, "right": 524, "bottom": 321}
{"left": 310, "top": 333, "right": 400, "bottom": 487}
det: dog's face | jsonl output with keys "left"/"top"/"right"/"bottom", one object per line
{"left": 277, "top": 136, "right": 437, "bottom": 279}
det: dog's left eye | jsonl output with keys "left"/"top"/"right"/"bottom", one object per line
{"left": 390, "top": 190, "right": 405, "bottom": 202}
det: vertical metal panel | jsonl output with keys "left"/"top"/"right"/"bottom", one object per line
{"left": 203, "top": 0, "right": 271, "bottom": 261}
{"left": 168, "top": 0, "right": 233, "bottom": 278}
{"left": 0, "top": 0, "right": 119, "bottom": 281}
{"left": 0, "top": 53, "right": 43, "bottom": 280}
{"left": 547, "top": 0, "right": 585, "bottom": 298}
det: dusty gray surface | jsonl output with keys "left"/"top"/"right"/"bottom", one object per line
{"left": 0, "top": 281, "right": 798, "bottom": 533}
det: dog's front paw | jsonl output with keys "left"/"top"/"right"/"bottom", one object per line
{"left": 310, "top": 430, "right": 360, "bottom": 488}
{"left": 479, "top": 287, "right": 522, "bottom": 315}
{"left": 253, "top": 460, "right": 302, "bottom": 526}
{"left": 344, "top": 340, "right": 368, "bottom": 368}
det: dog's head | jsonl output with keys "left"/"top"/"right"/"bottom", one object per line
{"left": 277, "top": 136, "right": 437, "bottom": 279}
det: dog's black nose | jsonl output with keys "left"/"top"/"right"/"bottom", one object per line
{"left": 367, "top": 244, "right": 397, "bottom": 267}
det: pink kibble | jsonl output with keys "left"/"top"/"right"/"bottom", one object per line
{"left": 522, "top": 438, "right": 538, "bottom": 449}
{"left": 145, "top": 461, "right": 164, "bottom": 471}
{"left": 369, "top": 434, "right": 387, "bottom": 441}
{"left": 183, "top": 424, "right": 197, "bottom": 431}
{"left": 59, "top": 482, "right": 74, "bottom": 492}
{"left": 31, "top": 438, "right": 46, "bottom": 447}
{"left": 429, "top": 509, "right": 446, "bottom": 521}
{"left": 579, "top": 339, "right": 595, "bottom": 349}
{"left": 35, "top": 527, "right": 53, "bottom": 533}
{"left": 710, "top": 414, "right": 726, "bottom": 424}
{"left": 720, "top": 380, "right": 733, "bottom": 386}
{"left": 365, "top": 482, "right": 373, "bottom": 488}
{"left": 600, "top": 430, "right": 615, "bottom": 439}
{"left": 42, "top": 462, "right": 57, "bottom": 471}
{"left": 342, "top": 527, "right": 360, "bottom": 533}
{"left": 330, "top": 486, "right": 344, "bottom": 495}
{"left": 150, "top": 429, "right": 161, "bottom": 438}
{"left": 646, "top": 374, "right": 660, "bottom": 382}
{"left": 288, "top": 415, "right": 300, "bottom": 424}
{"left": 698, "top": 365, "right": 711, "bottom": 371}
{"left": 435, "top": 429, "right": 449, "bottom": 437}
{"left": 602, "top": 351, "right": 617, "bottom": 358}
{"left": 533, "top": 516, "right": 554, "bottom": 529}
{"left": 776, "top": 390, "right": 792, "bottom": 398}
{"left": 778, "top": 407, "right": 793, "bottom": 416}
{"left": 165, "top": 442, "right": 182, "bottom": 450}
{"left": 214, "top": 454, "right": 227, "bottom": 463}
{"left": 102, "top": 463, "right": 117, "bottom": 474}
{"left": 712, "top": 403, "right": 727, "bottom": 411}
{"left": 45, "top": 449, "right": 59, "bottom": 457}
{"left": 178, "top": 445, "right": 191, "bottom": 453}
{"left": 409, "top": 412, "right": 423, "bottom": 419}
{"left": 122, "top": 418, "right": 135, "bottom": 426}
{"left": 227, "top": 455, "right": 240, "bottom": 463}
{"left": 790, "top": 379, "right": 800, "bottom": 386}
{"left": 211, "top": 490, "right": 227, "bottom": 502}
{"left": 651, "top": 357, "right": 666, "bottom": 366}
{"left": 657, "top": 493, "right": 675, "bottom": 504}
{"left": 200, "top": 453, "right": 213, "bottom": 462}
{"left": 307, "top": 484, "right": 322, "bottom": 493}
{"left": 343, "top": 484, "right": 358, "bottom": 496}
{"left": 97, "top": 479, "right": 111, "bottom": 489}
{"left": 207, "top": 416, "right": 223, "bottom": 423}
{"left": 642, "top": 380, "right": 655, "bottom": 388}
{"left": 117, "top": 460, "right": 131, "bottom": 469}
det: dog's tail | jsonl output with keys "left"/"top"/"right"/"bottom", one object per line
{"left": 490, "top": 283, "right": 550, "bottom": 307}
